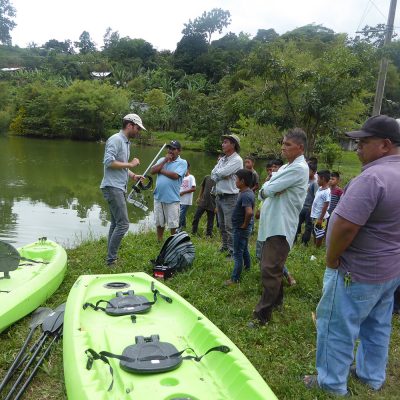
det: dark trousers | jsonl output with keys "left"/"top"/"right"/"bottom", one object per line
{"left": 191, "top": 207, "right": 215, "bottom": 236}
{"left": 297, "top": 206, "right": 312, "bottom": 245}
{"left": 254, "top": 236, "right": 290, "bottom": 324}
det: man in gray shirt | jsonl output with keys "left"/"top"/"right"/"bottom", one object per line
{"left": 211, "top": 134, "right": 243, "bottom": 257}
{"left": 100, "top": 114, "right": 145, "bottom": 266}
{"left": 305, "top": 115, "right": 400, "bottom": 396}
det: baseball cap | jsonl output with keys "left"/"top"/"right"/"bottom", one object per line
{"left": 221, "top": 133, "right": 241, "bottom": 149}
{"left": 166, "top": 140, "right": 181, "bottom": 150}
{"left": 123, "top": 113, "right": 146, "bottom": 131}
{"left": 346, "top": 115, "right": 400, "bottom": 144}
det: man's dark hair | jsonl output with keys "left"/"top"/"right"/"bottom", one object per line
{"left": 272, "top": 158, "right": 284, "bottom": 167}
{"left": 308, "top": 161, "right": 317, "bottom": 172}
{"left": 245, "top": 155, "right": 255, "bottom": 162}
{"left": 186, "top": 161, "right": 190, "bottom": 169}
{"left": 265, "top": 160, "right": 274, "bottom": 168}
{"left": 308, "top": 156, "right": 318, "bottom": 165}
{"left": 236, "top": 169, "right": 253, "bottom": 187}
{"left": 331, "top": 171, "right": 340, "bottom": 179}
{"left": 285, "top": 128, "right": 307, "bottom": 148}
{"left": 318, "top": 169, "right": 331, "bottom": 182}
{"left": 122, "top": 120, "right": 135, "bottom": 129}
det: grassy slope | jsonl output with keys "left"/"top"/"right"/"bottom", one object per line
{"left": 1, "top": 151, "right": 399, "bottom": 400}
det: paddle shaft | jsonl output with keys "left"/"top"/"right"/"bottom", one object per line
{"left": 0, "top": 328, "right": 36, "bottom": 393}
{"left": 4, "top": 333, "right": 48, "bottom": 400}
{"left": 14, "top": 333, "right": 60, "bottom": 400}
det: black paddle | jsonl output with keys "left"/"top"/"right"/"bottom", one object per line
{"left": 3, "top": 303, "right": 65, "bottom": 400}
{"left": 0, "top": 307, "right": 52, "bottom": 393}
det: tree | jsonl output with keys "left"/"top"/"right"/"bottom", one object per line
{"left": 0, "top": 0, "right": 16, "bottom": 45}
{"left": 103, "top": 27, "right": 120, "bottom": 50}
{"left": 254, "top": 29, "right": 279, "bottom": 43}
{"left": 173, "top": 33, "right": 208, "bottom": 74}
{"left": 354, "top": 24, "right": 397, "bottom": 48}
{"left": 182, "top": 8, "right": 231, "bottom": 44}
{"left": 74, "top": 31, "right": 96, "bottom": 54}
{"left": 43, "top": 39, "right": 74, "bottom": 54}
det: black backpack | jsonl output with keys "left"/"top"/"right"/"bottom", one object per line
{"left": 152, "top": 231, "right": 195, "bottom": 277}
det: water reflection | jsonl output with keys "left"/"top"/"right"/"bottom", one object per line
{"left": 0, "top": 136, "right": 218, "bottom": 248}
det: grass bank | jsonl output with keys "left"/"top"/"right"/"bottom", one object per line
{"left": 1, "top": 230, "right": 399, "bottom": 399}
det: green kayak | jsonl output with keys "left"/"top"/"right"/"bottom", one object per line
{"left": 0, "top": 239, "right": 67, "bottom": 333}
{"left": 64, "top": 272, "right": 277, "bottom": 400}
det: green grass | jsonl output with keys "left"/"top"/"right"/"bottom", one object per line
{"left": 1, "top": 232, "right": 399, "bottom": 399}
{"left": 145, "top": 131, "right": 205, "bottom": 152}
{"left": 1, "top": 150, "right": 398, "bottom": 400}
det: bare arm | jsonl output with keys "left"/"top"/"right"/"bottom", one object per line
{"left": 326, "top": 215, "right": 361, "bottom": 268}
{"left": 240, "top": 206, "right": 253, "bottom": 229}
{"left": 316, "top": 201, "right": 329, "bottom": 225}
{"left": 180, "top": 186, "right": 196, "bottom": 196}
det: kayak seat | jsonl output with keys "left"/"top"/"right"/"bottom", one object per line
{"left": 120, "top": 335, "right": 183, "bottom": 374}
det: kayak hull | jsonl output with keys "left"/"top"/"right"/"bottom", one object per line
{"left": 0, "top": 239, "right": 67, "bottom": 333}
{"left": 64, "top": 272, "right": 277, "bottom": 400}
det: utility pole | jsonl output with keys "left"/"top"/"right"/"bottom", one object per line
{"left": 372, "top": 0, "right": 397, "bottom": 116}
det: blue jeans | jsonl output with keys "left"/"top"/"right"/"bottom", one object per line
{"left": 216, "top": 194, "right": 238, "bottom": 254}
{"left": 179, "top": 204, "right": 189, "bottom": 228}
{"left": 316, "top": 267, "right": 400, "bottom": 395}
{"left": 102, "top": 187, "right": 129, "bottom": 264}
{"left": 231, "top": 225, "right": 252, "bottom": 282}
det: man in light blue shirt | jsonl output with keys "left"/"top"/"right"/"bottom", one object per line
{"left": 252, "top": 128, "right": 309, "bottom": 326}
{"left": 151, "top": 140, "right": 188, "bottom": 242}
{"left": 100, "top": 113, "right": 145, "bottom": 266}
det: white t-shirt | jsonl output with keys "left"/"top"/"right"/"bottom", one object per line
{"left": 180, "top": 175, "right": 196, "bottom": 205}
{"left": 311, "top": 187, "right": 331, "bottom": 219}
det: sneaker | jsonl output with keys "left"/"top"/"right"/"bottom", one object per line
{"left": 225, "top": 254, "right": 234, "bottom": 261}
{"left": 106, "top": 259, "right": 118, "bottom": 268}
{"left": 223, "top": 279, "right": 238, "bottom": 287}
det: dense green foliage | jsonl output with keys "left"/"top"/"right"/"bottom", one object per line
{"left": 1, "top": 7, "right": 400, "bottom": 154}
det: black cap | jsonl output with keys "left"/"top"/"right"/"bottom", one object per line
{"left": 346, "top": 115, "right": 400, "bottom": 144}
{"left": 166, "top": 140, "right": 182, "bottom": 150}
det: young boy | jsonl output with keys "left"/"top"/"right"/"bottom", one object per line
{"left": 310, "top": 169, "right": 331, "bottom": 248}
{"left": 179, "top": 163, "right": 196, "bottom": 230}
{"left": 244, "top": 156, "right": 259, "bottom": 192}
{"left": 224, "top": 169, "right": 254, "bottom": 285}
{"left": 328, "top": 171, "right": 343, "bottom": 216}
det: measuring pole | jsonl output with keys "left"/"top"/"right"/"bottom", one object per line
{"left": 372, "top": 0, "right": 397, "bottom": 116}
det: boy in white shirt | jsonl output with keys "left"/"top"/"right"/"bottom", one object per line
{"left": 310, "top": 169, "right": 331, "bottom": 247}
{"left": 179, "top": 163, "right": 196, "bottom": 230}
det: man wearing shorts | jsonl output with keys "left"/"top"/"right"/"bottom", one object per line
{"left": 151, "top": 140, "right": 188, "bottom": 242}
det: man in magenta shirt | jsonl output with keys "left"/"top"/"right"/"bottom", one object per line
{"left": 305, "top": 115, "right": 400, "bottom": 395}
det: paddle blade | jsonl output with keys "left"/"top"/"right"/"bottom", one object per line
{"left": 0, "top": 241, "right": 20, "bottom": 276}
{"left": 29, "top": 307, "right": 53, "bottom": 328}
{"left": 42, "top": 303, "right": 66, "bottom": 333}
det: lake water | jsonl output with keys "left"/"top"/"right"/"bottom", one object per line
{"left": 0, "top": 136, "right": 226, "bottom": 248}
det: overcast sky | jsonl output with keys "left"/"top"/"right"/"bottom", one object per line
{"left": 10, "top": 0, "right": 400, "bottom": 50}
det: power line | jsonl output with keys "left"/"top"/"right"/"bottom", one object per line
{"left": 368, "top": 0, "right": 388, "bottom": 19}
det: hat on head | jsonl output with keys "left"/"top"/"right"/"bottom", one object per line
{"left": 123, "top": 113, "right": 146, "bottom": 131}
{"left": 166, "top": 140, "right": 181, "bottom": 150}
{"left": 221, "top": 133, "right": 240, "bottom": 150}
{"left": 346, "top": 115, "right": 400, "bottom": 144}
